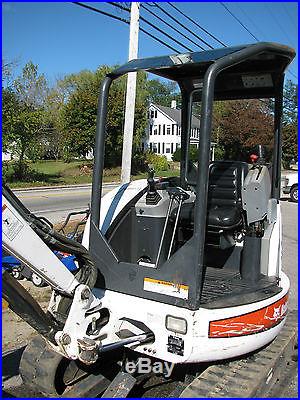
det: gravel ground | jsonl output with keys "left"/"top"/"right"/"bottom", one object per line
{"left": 2, "top": 281, "right": 52, "bottom": 352}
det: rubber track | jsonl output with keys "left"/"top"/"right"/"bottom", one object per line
{"left": 180, "top": 311, "right": 297, "bottom": 398}
{"left": 19, "top": 335, "right": 66, "bottom": 397}
{"left": 19, "top": 335, "right": 111, "bottom": 397}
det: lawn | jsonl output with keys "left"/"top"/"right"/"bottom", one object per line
{"left": 3, "top": 160, "right": 179, "bottom": 188}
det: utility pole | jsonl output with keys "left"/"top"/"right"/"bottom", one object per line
{"left": 121, "top": 2, "right": 140, "bottom": 184}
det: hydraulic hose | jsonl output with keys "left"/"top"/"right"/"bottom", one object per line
{"left": 3, "top": 184, "right": 98, "bottom": 289}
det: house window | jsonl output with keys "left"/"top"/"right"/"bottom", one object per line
{"left": 150, "top": 110, "right": 155, "bottom": 118}
{"left": 153, "top": 143, "right": 158, "bottom": 153}
{"left": 153, "top": 125, "right": 157, "bottom": 135}
{"left": 163, "top": 125, "right": 166, "bottom": 135}
{"left": 165, "top": 143, "right": 171, "bottom": 153}
{"left": 166, "top": 125, "right": 171, "bottom": 135}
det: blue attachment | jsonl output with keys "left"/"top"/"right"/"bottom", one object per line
{"left": 2, "top": 255, "right": 21, "bottom": 267}
{"left": 101, "top": 183, "right": 129, "bottom": 235}
{"left": 2, "top": 252, "right": 78, "bottom": 272}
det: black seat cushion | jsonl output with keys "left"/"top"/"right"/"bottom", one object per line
{"left": 170, "top": 203, "right": 241, "bottom": 230}
{"left": 207, "top": 205, "right": 241, "bottom": 229}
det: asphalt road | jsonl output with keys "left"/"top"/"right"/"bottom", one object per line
{"left": 13, "top": 183, "right": 118, "bottom": 223}
{"left": 281, "top": 198, "right": 298, "bottom": 310}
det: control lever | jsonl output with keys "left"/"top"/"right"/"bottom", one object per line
{"left": 146, "top": 169, "right": 162, "bottom": 205}
{"left": 155, "top": 187, "right": 189, "bottom": 266}
{"left": 167, "top": 188, "right": 190, "bottom": 260}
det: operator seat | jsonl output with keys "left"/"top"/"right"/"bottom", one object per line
{"left": 171, "top": 161, "right": 249, "bottom": 247}
{"left": 206, "top": 161, "right": 248, "bottom": 229}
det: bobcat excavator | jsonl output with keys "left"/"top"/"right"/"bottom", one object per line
{"left": 2, "top": 42, "right": 296, "bottom": 397}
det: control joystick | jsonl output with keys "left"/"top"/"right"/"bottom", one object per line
{"left": 146, "top": 169, "right": 162, "bottom": 205}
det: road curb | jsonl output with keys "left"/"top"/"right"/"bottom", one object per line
{"left": 12, "top": 182, "right": 120, "bottom": 192}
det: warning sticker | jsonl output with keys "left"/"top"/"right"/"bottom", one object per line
{"left": 144, "top": 277, "right": 189, "bottom": 299}
{"left": 2, "top": 206, "right": 24, "bottom": 241}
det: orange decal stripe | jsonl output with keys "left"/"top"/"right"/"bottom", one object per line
{"left": 209, "top": 294, "right": 288, "bottom": 338}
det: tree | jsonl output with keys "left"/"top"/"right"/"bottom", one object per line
{"left": 2, "top": 61, "right": 49, "bottom": 176}
{"left": 283, "top": 80, "right": 298, "bottom": 125}
{"left": 217, "top": 100, "right": 273, "bottom": 161}
{"left": 282, "top": 80, "right": 298, "bottom": 167}
{"left": 146, "top": 78, "right": 180, "bottom": 107}
{"left": 61, "top": 67, "right": 148, "bottom": 166}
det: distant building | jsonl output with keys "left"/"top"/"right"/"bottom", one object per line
{"left": 143, "top": 101, "right": 215, "bottom": 161}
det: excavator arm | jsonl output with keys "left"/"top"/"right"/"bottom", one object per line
{"left": 2, "top": 185, "right": 103, "bottom": 362}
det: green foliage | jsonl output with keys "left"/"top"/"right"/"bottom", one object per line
{"left": 145, "top": 152, "right": 168, "bottom": 171}
{"left": 61, "top": 68, "right": 148, "bottom": 167}
{"left": 2, "top": 61, "right": 48, "bottom": 178}
{"left": 282, "top": 123, "right": 298, "bottom": 167}
{"left": 282, "top": 80, "right": 298, "bottom": 168}
{"left": 2, "top": 161, "right": 46, "bottom": 183}
{"left": 146, "top": 78, "right": 180, "bottom": 107}
{"left": 283, "top": 80, "right": 298, "bottom": 125}
{"left": 213, "top": 145, "right": 225, "bottom": 160}
{"left": 172, "top": 145, "right": 198, "bottom": 162}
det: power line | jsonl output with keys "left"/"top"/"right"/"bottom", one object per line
{"left": 74, "top": 2, "right": 297, "bottom": 81}
{"left": 153, "top": 2, "right": 214, "bottom": 50}
{"left": 220, "top": 2, "right": 259, "bottom": 41}
{"left": 219, "top": 2, "right": 297, "bottom": 80}
{"left": 265, "top": 3, "right": 295, "bottom": 46}
{"left": 141, "top": 3, "right": 202, "bottom": 51}
{"left": 282, "top": 4, "right": 297, "bottom": 30}
{"left": 73, "top": 2, "right": 179, "bottom": 53}
{"left": 167, "top": 2, "right": 227, "bottom": 48}
{"left": 288, "top": 70, "right": 298, "bottom": 80}
{"left": 107, "top": 2, "right": 191, "bottom": 52}
{"left": 235, "top": 3, "right": 266, "bottom": 40}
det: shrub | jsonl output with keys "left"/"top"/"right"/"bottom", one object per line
{"left": 132, "top": 151, "right": 147, "bottom": 174}
{"left": 172, "top": 145, "right": 198, "bottom": 162}
{"left": 145, "top": 152, "right": 168, "bottom": 171}
{"left": 213, "top": 145, "right": 225, "bottom": 160}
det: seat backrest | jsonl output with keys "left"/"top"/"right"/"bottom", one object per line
{"left": 208, "top": 161, "right": 249, "bottom": 207}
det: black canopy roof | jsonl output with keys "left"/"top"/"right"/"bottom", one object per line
{"left": 110, "top": 42, "right": 295, "bottom": 100}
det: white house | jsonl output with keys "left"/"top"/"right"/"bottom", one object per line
{"left": 143, "top": 101, "right": 214, "bottom": 161}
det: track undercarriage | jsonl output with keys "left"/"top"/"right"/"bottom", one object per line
{"left": 15, "top": 311, "right": 297, "bottom": 398}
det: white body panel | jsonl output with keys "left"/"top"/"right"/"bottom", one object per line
{"left": 93, "top": 271, "right": 289, "bottom": 364}
{"left": 80, "top": 179, "right": 288, "bottom": 364}
{"left": 82, "top": 179, "right": 147, "bottom": 248}
{"left": 267, "top": 204, "right": 282, "bottom": 276}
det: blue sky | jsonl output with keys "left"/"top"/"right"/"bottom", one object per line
{"left": 2, "top": 2, "right": 298, "bottom": 86}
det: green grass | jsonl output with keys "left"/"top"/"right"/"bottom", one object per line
{"left": 4, "top": 160, "right": 179, "bottom": 188}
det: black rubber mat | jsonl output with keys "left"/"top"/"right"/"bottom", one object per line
{"left": 200, "top": 267, "right": 281, "bottom": 307}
